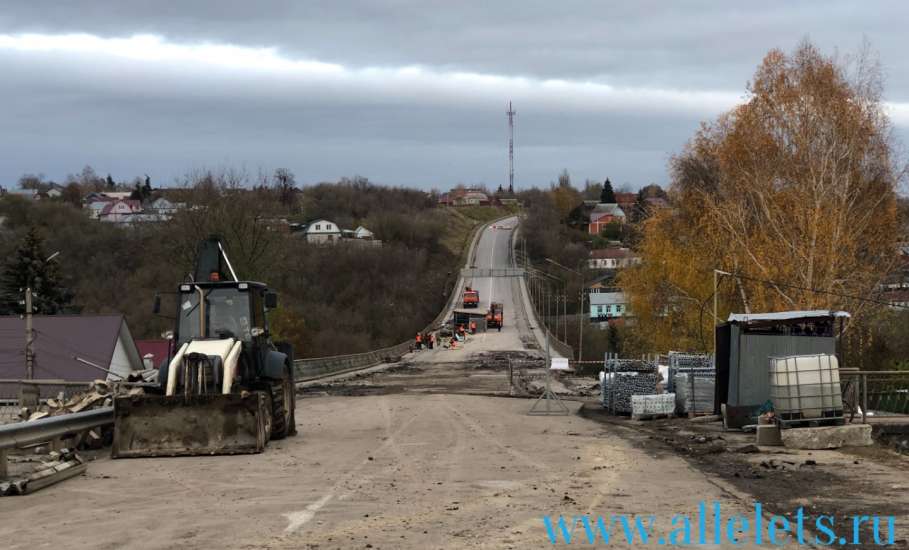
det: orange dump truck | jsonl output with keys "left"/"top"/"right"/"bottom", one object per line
{"left": 486, "top": 302, "right": 503, "bottom": 331}
{"left": 462, "top": 286, "right": 480, "bottom": 308}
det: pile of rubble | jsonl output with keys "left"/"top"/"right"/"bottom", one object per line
{"left": 19, "top": 380, "right": 144, "bottom": 422}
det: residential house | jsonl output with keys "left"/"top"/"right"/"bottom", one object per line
{"left": 353, "top": 226, "right": 375, "bottom": 240}
{"left": 0, "top": 315, "right": 144, "bottom": 395}
{"left": 459, "top": 190, "right": 490, "bottom": 206}
{"left": 83, "top": 192, "right": 114, "bottom": 204}
{"left": 588, "top": 248, "right": 640, "bottom": 270}
{"left": 882, "top": 290, "right": 909, "bottom": 309}
{"left": 135, "top": 339, "right": 172, "bottom": 369}
{"left": 588, "top": 203, "right": 626, "bottom": 235}
{"left": 437, "top": 192, "right": 453, "bottom": 206}
{"left": 85, "top": 200, "right": 112, "bottom": 219}
{"left": 614, "top": 192, "right": 636, "bottom": 215}
{"left": 45, "top": 184, "right": 64, "bottom": 199}
{"left": 98, "top": 199, "right": 144, "bottom": 224}
{"left": 303, "top": 219, "right": 342, "bottom": 243}
{"left": 147, "top": 197, "right": 185, "bottom": 217}
{"left": 880, "top": 242, "right": 909, "bottom": 308}
{"left": 589, "top": 291, "right": 628, "bottom": 322}
{"left": 438, "top": 187, "right": 490, "bottom": 207}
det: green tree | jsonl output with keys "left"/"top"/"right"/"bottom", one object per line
{"left": 0, "top": 227, "right": 73, "bottom": 314}
{"left": 600, "top": 178, "right": 616, "bottom": 203}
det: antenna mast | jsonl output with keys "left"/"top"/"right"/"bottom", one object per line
{"left": 506, "top": 101, "right": 516, "bottom": 194}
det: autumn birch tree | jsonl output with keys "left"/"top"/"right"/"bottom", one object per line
{"left": 621, "top": 41, "right": 904, "bottom": 352}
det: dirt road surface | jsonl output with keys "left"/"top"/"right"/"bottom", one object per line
{"left": 2, "top": 391, "right": 790, "bottom": 550}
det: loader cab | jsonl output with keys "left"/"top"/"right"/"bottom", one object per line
{"left": 174, "top": 281, "right": 272, "bottom": 347}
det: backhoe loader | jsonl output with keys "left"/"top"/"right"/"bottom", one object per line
{"left": 111, "top": 237, "right": 296, "bottom": 458}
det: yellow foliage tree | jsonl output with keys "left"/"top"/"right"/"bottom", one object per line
{"left": 621, "top": 41, "right": 903, "bottom": 353}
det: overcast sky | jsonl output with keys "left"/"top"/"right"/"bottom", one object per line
{"left": 1, "top": 1, "right": 908, "bottom": 191}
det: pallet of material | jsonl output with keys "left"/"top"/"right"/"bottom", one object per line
{"left": 632, "top": 393, "right": 676, "bottom": 420}
{"left": 602, "top": 372, "right": 659, "bottom": 414}
{"left": 674, "top": 372, "right": 716, "bottom": 415}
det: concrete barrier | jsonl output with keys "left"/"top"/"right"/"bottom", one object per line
{"left": 781, "top": 424, "right": 873, "bottom": 449}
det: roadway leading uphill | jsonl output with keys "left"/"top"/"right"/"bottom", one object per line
{"left": 429, "top": 215, "right": 559, "bottom": 361}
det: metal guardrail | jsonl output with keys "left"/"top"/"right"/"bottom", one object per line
{"left": 840, "top": 370, "right": 909, "bottom": 422}
{"left": 0, "top": 407, "right": 113, "bottom": 451}
{"left": 294, "top": 341, "right": 413, "bottom": 382}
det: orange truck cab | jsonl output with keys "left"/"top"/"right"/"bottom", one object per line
{"left": 462, "top": 286, "right": 480, "bottom": 308}
{"left": 486, "top": 302, "right": 503, "bottom": 330}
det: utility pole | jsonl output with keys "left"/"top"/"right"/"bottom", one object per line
{"left": 25, "top": 287, "right": 34, "bottom": 379}
{"left": 563, "top": 294, "right": 568, "bottom": 343}
{"left": 713, "top": 270, "right": 731, "bottom": 356}
{"left": 578, "top": 289, "right": 584, "bottom": 361}
{"left": 506, "top": 101, "right": 516, "bottom": 194}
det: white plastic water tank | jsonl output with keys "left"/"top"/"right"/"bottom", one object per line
{"left": 769, "top": 354, "right": 843, "bottom": 419}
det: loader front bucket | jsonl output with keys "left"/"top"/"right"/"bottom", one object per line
{"left": 111, "top": 392, "right": 267, "bottom": 458}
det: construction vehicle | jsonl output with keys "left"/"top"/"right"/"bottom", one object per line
{"left": 111, "top": 237, "right": 296, "bottom": 458}
{"left": 462, "top": 286, "right": 480, "bottom": 308}
{"left": 486, "top": 302, "right": 503, "bottom": 331}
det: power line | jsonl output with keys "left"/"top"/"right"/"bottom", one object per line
{"left": 723, "top": 271, "right": 909, "bottom": 311}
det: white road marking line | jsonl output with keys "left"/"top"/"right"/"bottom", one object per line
{"left": 282, "top": 493, "right": 333, "bottom": 533}
{"left": 282, "top": 404, "right": 421, "bottom": 534}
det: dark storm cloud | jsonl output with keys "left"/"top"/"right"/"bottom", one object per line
{"left": 0, "top": 1, "right": 907, "bottom": 189}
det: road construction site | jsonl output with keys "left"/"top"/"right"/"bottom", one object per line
{"left": 2, "top": 218, "right": 908, "bottom": 549}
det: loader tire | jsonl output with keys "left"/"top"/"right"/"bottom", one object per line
{"left": 269, "top": 377, "right": 290, "bottom": 440}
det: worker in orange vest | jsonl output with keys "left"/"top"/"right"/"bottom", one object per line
{"left": 415, "top": 332, "right": 422, "bottom": 350}
{"left": 428, "top": 332, "right": 435, "bottom": 350}
{"left": 469, "top": 320, "right": 477, "bottom": 334}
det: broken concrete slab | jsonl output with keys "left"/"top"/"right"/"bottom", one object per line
{"left": 781, "top": 423, "right": 873, "bottom": 450}
{"left": 0, "top": 449, "right": 86, "bottom": 496}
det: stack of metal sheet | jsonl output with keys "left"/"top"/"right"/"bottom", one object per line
{"left": 674, "top": 372, "right": 716, "bottom": 415}
{"left": 666, "top": 352, "right": 713, "bottom": 392}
